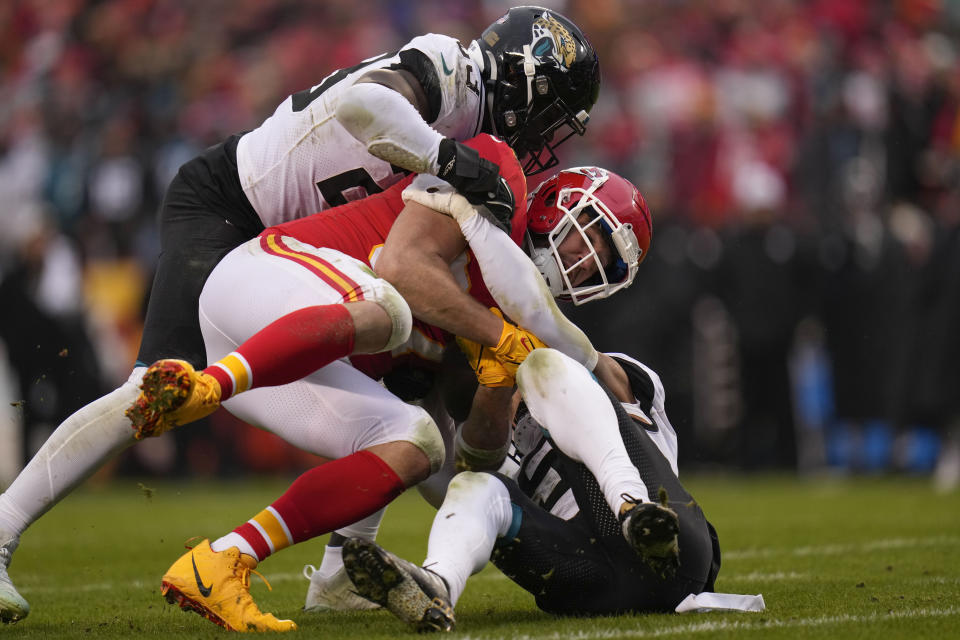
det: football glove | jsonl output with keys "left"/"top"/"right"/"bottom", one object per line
{"left": 436, "top": 138, "right": 515, "bottom": 233}
{"left": 489, "top": 308, "right": 547, "bottom": 372}
{"left": 456, "top": 336, "right": 516, "bottom": 388}
{"left": 457, "top": 309, "right": 547, "bottom": 387}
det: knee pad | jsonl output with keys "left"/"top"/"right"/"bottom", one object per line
{"left": 403, "top": 405, "right": 446, "bottom": 474}
{"left": 368, "top": 280, "right": 412, "bottom": 353}
{"left": 446, "top": 470, "right": 508, "bottom": 501}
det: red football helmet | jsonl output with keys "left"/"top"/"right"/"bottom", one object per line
{"left": 526, "top": 166, "right": 652, "bottom": 304}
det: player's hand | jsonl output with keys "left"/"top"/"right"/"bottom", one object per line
{"left": 489, "top": 308, "right": 547, "bottom": 372}
{"left": 457, "top": 309, "right": 546, "bottom": 386}
{"left": 456, "top": 336, "right": 516, "bottom": 387}
{"left": 436, "top": 138, "right": 515, "bottom": 232}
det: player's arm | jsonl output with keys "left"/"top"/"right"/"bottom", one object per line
{"left": 375, "top": 200, "right": 504, "bottom": 346}
{"left": 460, "top": 208, "right": 603, "bottom": 371}
{"left": 353, "top": 69, "right": 432, "bottom": 124}
{"left": 455, "top": 386, "right": 515, "bottom": 471}
{"left": 438, "top": 347, "right": 516, "bottom": 471}
{"left": 335, "top": 71, "right": 510, "bottom": 219}
{"left": 455, "top": 353, "right": 633, "bottom": 471}
{"left": 593, "top": 352, "right": 634, "bottom": 403}
{"left": 409, "top": 174, "right": 601, "bottom": 372}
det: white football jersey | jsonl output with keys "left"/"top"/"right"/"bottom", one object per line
{"left": 236, "top": 34, "right": 485, "bottom": 227}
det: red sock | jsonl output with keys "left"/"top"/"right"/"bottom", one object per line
{"left": 232, "top": 451, "right": 404, "bottom": 559}
{"left": 204, "top": 304, "right": 355, "bottom": 399}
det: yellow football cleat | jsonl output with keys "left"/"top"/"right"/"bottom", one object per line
{"left": 126, "top": 359, "right": 222, "bottom": 439}
{"left": 161, "top": 539, "right": 296, "bottom": 632}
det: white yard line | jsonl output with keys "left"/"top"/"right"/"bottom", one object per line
{"left": 15, "top": 534, "right": 959, "bottom": 594}
{"left": 720, "top": 570, "right": 807, "bottom": 581}
{"left": 723, "top": 534, "right": 960, "bottom": 560}
{"left": 19, "top": 572, "right": 308, "bottom": 594}
{"left": 458, "top": 606, "right": 960, "bottom": 640}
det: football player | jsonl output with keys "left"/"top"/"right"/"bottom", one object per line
{"left": 303, "top": 162, "right": 655, "bottom": 613}
{"left": 0, "top": 6, "right": 601, "bottom": 623}
{"left": 342, "top": 346, "right": 721, "bottom": 632}
{"left": 129, "top": 140, "right": 652, "bottom": 631}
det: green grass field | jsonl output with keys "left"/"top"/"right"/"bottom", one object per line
{"left": 3, "top": 474, "right": 958, "bottom": 639}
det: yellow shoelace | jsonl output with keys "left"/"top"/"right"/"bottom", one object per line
{"left": 235, "top": 564, "right": 274, "bottom": 593}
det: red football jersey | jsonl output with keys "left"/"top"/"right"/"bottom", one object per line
{"left": 262, "top": 134, "right": 527, "bottom": 378}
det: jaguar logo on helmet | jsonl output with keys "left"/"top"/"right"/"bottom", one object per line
{"left": 531, "top": 12, "right": 576, "bottom": 69}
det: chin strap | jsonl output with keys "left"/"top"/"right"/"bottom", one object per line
{"left": 521, "top": 44, "right": 537, "bottom": 107}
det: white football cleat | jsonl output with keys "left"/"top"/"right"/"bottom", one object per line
{"left": 302, "top": 563, "right": 381, "bottom": 612}
{"left": 0, "top": 534, "right": 29, "bottom": 624}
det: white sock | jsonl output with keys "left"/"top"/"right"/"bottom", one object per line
{"left": 517, "top": 349, "right": 649, "bottom": 514}
{"left": 320, "top": 509, "right": 385, "bottom": 577}
{"left": 315, "top": 545, "right": 343, "bottom": 578}
{"left": 0, "top": 368, "right": 144, "bottom": 537}
{"left": 210, "top": 532, "right": 259, "bottom": 560}
{"left": 422, "top": 472, "right": 513, "bottom": 606}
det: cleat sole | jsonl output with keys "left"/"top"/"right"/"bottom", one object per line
{"left": 0, "top": 610, "right": 27, "bottom": 624}
{"left": 342, "top": 545, "right": 401, "bottom": 607}
{"left": 343, "top": 539, "right": 454, "bottom": 633}
{"left": 127, "top": 363, "right": 192, "bottom": 439}
{"left": 419, "top": 600, "right": 455, "bottom": 633}
{"left": 623, "top": 503, "right": 680, "bottom": 578}
{"left": 161, "top": 581, "right": 234, "bottom": 631}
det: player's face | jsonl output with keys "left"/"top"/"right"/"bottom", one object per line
{"left": 555, "top": 213, "right": 613, "bottom": 287}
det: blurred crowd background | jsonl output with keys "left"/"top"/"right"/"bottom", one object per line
{"left": 1, "top": 0, "right": 958, "bottom": 488}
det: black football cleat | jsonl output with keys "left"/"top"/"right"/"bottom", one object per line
{"left": 620, "top": 492, "right": 681, "bottom": 579}
{"left": 343, "top": 538, "right": 454, "bottom": 632}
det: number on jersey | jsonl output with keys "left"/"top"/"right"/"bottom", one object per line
{"left": 316, "top": 165, "right": 409, "bottom": 207}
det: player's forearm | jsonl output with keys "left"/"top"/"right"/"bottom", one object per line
{"left": 458, "top": 213, "right": 600, "bottom": 370}
{"left": 338, "top": 81, "right": 508, "bottom": 216}
{"left": 377, "top": 249, "right": 503, "bottom": 347}
{"left": 335, "top": 81, "right": 444, "bottom": 175}
{"left": 456, "top": 386, "right": 514, "bottom": 471}
{"left": 593, "top": 353, "right": 634, "bottom": 403}
{"left": 378, "top": 202, "right": 505, "bottom": 347}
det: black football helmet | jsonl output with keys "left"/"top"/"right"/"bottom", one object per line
{"left": 470, "top": 6, "right": 601, "bottom": 175}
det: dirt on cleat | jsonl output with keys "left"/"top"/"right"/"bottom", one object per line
{"left": 343, "top": 538, "right": 454, "bottom": 633}
{"left": 619, "top": 488, "right": 681, "bottom": 579}
{"left": 163, "top": 582, "right": 231, "bottom": 631}
{"left": 126, "top": 362, "right": 191, "bottom": 439}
